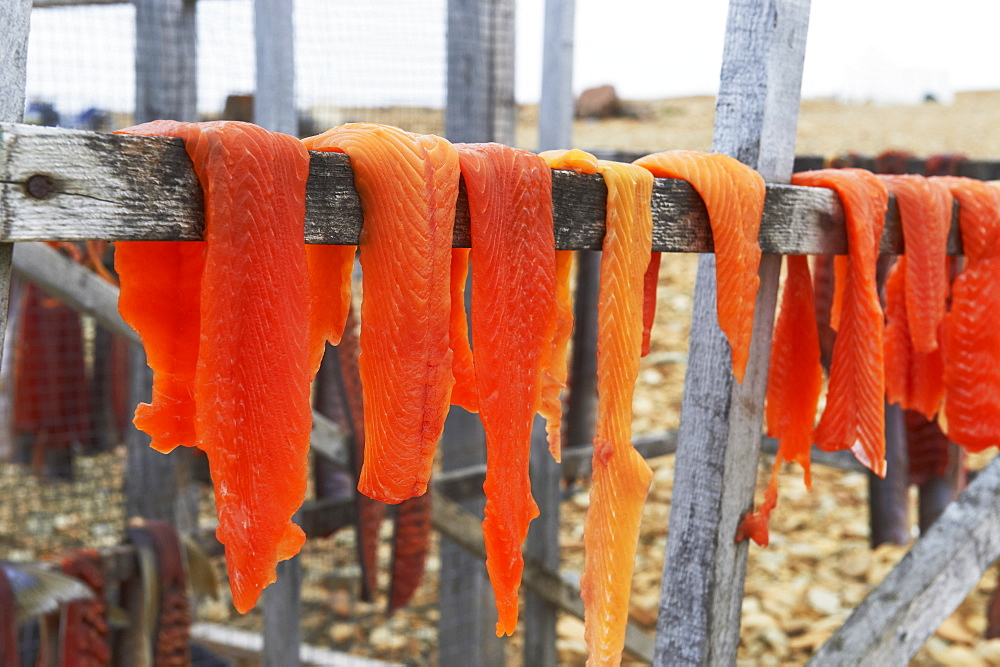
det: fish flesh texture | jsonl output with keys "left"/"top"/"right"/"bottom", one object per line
{"left": 739, "top": 255, "right": 823, "bottom": 546}
{"left": 304, "top": 124, "right": 459, "bottom": 503}
{"left": 634, "top": 151, "right": 765, "bottom": 382}
{"left": 537, "top": 249, "right": 575, "bottom": 460}
{"left": 542, "top": 149, "right": 654, "bottom": 664}
{"left": 457, "top": 142, "right": 556, "bottom": 636}
{"left": 305, "top": 243, "right": 356, "bottom": 374}
{"left": 934, "top": 177, "right": 1000, "bottom": 452}
{"left": 641, "top": 252, "right": 662, "bottom": 357}
{"left": 449, "top": 247, "right": 479, "bottom": 413}
{"left": 791, "top": 169, "right": 888, "bottom": 476}
{"left": 117, "top": 120, "right": 312, "bottom": 613}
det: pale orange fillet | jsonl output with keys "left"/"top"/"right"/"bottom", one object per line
{"left": 738, "top": 255, "right": 823, "bottom": 546}
{"left": 792, "top": 169, "right": 888, "bottom": 476}
{"left": 877, "top": 175, "right": 951, "bottom": 353}
{"left": 538, "top": 250, "right": 574, "bottom": 460}
{"left": 304, "top": 124, "right": 459, "bottom": 503}
{"left": 634, "top": 151, "right": 765, "bottom": 382}
{"left": 543, "top": 149, "right": 655, "bottom": 665}
{"left": 457, "top": 143, "right": 556, "bottom": 636}
{"left": 935, "top": 177, "right": 1000, "bottom": 452}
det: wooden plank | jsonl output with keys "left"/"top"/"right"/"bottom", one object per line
{"left": 810, "top": 455, "right": 1000, "bottom": 665}
{"left": 536, "top": 0, "right": 575, "bottom": 153}
{"left": 135, "top": 0, "right": 196, "bottom": 125}
{"left": 563, "top": 251, "right": 600, "bottom": 477}
{"left": 655, "top": 1, "right": 811, "bottom": 664}
{"left": 869, "top": 402, "right": 910, "bottom": 547}
{"left": 0, "top": 123, "right": 967, "bottom": 256}
{"left": 254, "top": 0, "right": 296, "bottom": 136}
{"left": 430, "top": 488, "right": 655, "bottom": 663}
{"left": 190, "top": 623, "right": 399, "bottom": 667}
{"left": 0, "top": 0, "right": 31, "bottom": 369}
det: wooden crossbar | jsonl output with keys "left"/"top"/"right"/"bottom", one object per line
{"left": 0, "top": 123, "right": 964, "bottom": 255}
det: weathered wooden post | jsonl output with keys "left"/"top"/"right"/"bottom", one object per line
{"left": 0, "top": 0, "right": 31, "bottom": 360}
{"left": 252, "top": 0, "right": 304, "bottom": 662}
{"left": 440, "top": 1, "right": 515, "bottom": 663}
{"left": 655, "top": 1, "right": 811, "bottom": 664}
{"left": 524, "top": 0, "right": 575, "bottom": 663}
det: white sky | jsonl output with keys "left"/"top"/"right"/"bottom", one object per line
{"left": 22, "top": 0, "right": 1000, "bottom": 117}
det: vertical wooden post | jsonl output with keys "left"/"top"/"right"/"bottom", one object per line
{"left": 441, "top": 2, "right": 516, "bottom": 663}
{"left": 524, "top": 2, "right": 575, "bottom": 663}
{"left": 655, "top": 1, "right": 811, "bottom": 664}
{"left": 127, "top": 0, "right": 198, "bottom": 523}
{"left": 869, "top": 402, "right": 910, "bottom": 546}
{"left": 0, "top": 0, "right": 31, "bottom": 366}
{"left": 252, "top": 1, "right": 303, "bottom": 662}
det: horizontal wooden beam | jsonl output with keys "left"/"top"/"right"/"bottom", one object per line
{"left": 0, "top": 123, "right": 963, "bottom": 255}
{"left": 810, "top": 455, "right": 1000, "bottom": 664}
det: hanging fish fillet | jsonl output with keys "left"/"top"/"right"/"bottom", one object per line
{"left": 738, "top": 255, "right": 823, "bottom": 546}
{"left": 304, "top": 124, "right": 459, "bottom": 503}
{"left": 388, "top": 493, "right": 432, "bottom": 613}
{"left": 305, "top": 243, "right": 356, "bottom": 374}
{"left": 117, "top": 120, "right": 312, "bottom": 613}
{"left": 60, "top": 550, "right": 111, "bottom": 666}
{"left": 449, "top": 248, "right": 479, "bottom": 413}
{"left": 542, "top": 149, "right": 654, "bottom": 665}
{"left": 877, "top": 175, "right": 951, "bottom": 353}
{"left": 934, "top": 177, "right": 1000, "bottom": 452}
{"left": 634, "top": 150, "right": 765, "bottom": 382}
{"left": 537, "top": 250, "right": 575, "bottom": 460}
{"left": 641, "top": 252, "right": 662, "bottom": 357}
{"left": 791, "top": 169, "right": 888, "bottom": 476}
{"left": 457, "top": 142, "right": 556, "bottom": 636}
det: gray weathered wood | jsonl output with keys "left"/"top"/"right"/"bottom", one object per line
{"left": 0, "top": 123, "right": 966, "bottom": 256}
{"left": 524, "top": 416, "right": 560, "bottom": 666}
{"left": 431, "top": 488, "right": 655, "bottom": 663}
{"left": 0, "top": 0, "right": 31, "bottom": 369}
{"left": 810, "top": 455, "right": 1000, "bottom": 665}
{"left": 262, "top": 554, "right": 302, "bottom": 666}
{"left": 656, "top": 1, "right": 811, "bottom": 664}
{"left": 869, "top": 402, "right": 910, "bottom": 547}
{"left": 537, "top": 0, "right": 575, "bottom": 152}
{"left": 254, "top": 0, "right": 296, "bottom": 137}
{"left": 135, "top": 0, "right": 196, "bottom": 125}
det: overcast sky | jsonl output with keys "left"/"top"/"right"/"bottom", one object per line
{"left": 23, "top": 0, "right": 1000, "bottom": 117}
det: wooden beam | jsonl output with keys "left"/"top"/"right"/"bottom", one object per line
{"left": 810, "top": 455, "right": 1000, "bottom": 664}
{"left": 0, "top": 123, "right": 966, "bottom": 256}
{"left": 655, "top": 1, "right": 811, "bottom": 664}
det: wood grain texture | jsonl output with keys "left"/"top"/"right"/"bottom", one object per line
{"left": 135, "top": 0, "right": 196, "bottom": 124}
{"left": 0, "top": 123, "right": 969, "bottom": 254}
{"left": 810, "top": 456, "right": 1000, "bottom": 665}
{"left": 655, "top": 1, "right": 811, "bottom": 664}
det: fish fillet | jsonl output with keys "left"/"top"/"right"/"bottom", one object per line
{"left": 542, "top": 149, "right": 654, "bottom": 665}
{"left": 641, "top": 252, "right": 662, "bottom": 357}
{"left": 935, "top": 177, "right": 1000, "bottom": 452}
{"left": 538, "top": 250, "right": 574, "bottom": 460}
{"left": 118, "top": 120, "right": 312, "bottom": 613}
{"left": 792, "top": 169, "right": 888, "bottom": 476}
{"left": 304, "top": 124, "right": 459, "bottom": 503}
{"left": 457, "top": 142, "right": 556, "bottom": 636}
{"left": 634, "top": 151, "right": 765, "bottom": 382}
{"left": 449, "top": 248, "right": 479, "bottom": 413}
{"left": 739, "top": 255, "right": 822, "bottom": 545}
{"left": 306, "top": 243, "right": 356, "bottom": 374}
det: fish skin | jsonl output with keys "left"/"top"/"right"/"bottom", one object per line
{"left": 60, "top": 550, "right": 111, "bottom": 666}
{"left": 740, "top": 255, "right": 823, "bottom": 546}
{"left": 0, "top": 567, "right": 16, "bottom": 667}
{"left": 449, "top": 248, "right": 479, "bottom": 413}
{"left": 118, "top": 120, "right": 313, "bottom": 614}
{"left": 305, "top": 243, "right": 356, "bottom": 375}
{"left": 388, "top": 493, "right": 432, "bottom": 614}
{"left": 634, "top": 151, "right": 765, "bottom": 383}
{"left": 792, "top": 169, "right": 888, "bottom": 476}
{"left": 812, "top": 253, "right": 837, "bottom": 371}
{"left": 905, "top": 409, "right": 952, "bottom": 486}
{"left": 933, "top": 177, "right": 1000, "bottom": 452}
{"left": 877, "top": 175, "right": 951, "bottom": 353}
{"left": 304, "top": 124, "right": 459, "bottom": 503}
{"left": 457, "top": 142, "right": 556, "bottom": 636}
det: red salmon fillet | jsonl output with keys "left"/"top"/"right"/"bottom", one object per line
{"left": 542, "top": 149, "right": 654, "bottom": 665}
{"left": 634, "top": 151, "right": 765, "bottom": 382}
{"left": 457, "top": 142, "right": 556, "bottom": 636}
{"left": 878, "top": 175, "right": 951, "bottom": 353}
{"left": 305, "top": 243, "right": 356, "bottom": 374}
{"left": 934, "top": 177, "right": 1000, "bottom": 452}
{"left": 117, "top": 120, "right": 312, "bottom": 613}
{"left": 388, "top": 493, "right": 432, "bottom": 613}
{"left": 449, "top": 248, "right": 479, "bottom": 413}
{"left": 792, "top": 169, "right": 888, "bottom": 476}
{"left": 537, "top": 249, "right": 574, "bottom": 460}
{"left": 304, "top": 124, "right": 459, "bottom": 503}
{"left": 739, "top": 255, "right": 823, "bottom": 546}
{"left": 883, "top": 259, "right": 945, "bottom": 419}
{"left": 641, "top": 252, "right": 662, "bottom": 356}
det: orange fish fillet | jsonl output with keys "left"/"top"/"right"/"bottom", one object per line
{"left": 305, "top": 243, "right": 356, "bottom": 374}
{"left": 739, "top": 255, "right": 823, "bottom": 545}
{"left": 792, "top": 169, "right": 888, "bottom": 476}
{"left": 634, "top": 151, "right": 765, "bottom": 382}
{"left": 877, "top": 175, "right": 951, "bottom": 353}
{"left": 537, "top": 250, "right": 574, "bottom": 460}
{"left": 457, "top": 142, "right": 556, "bottom": 637}
{"left": 117, "top": 120, "right": 312, "bottom": 613}
{"left": 883, "top": 258, "right": 945, "bottom": 418}
{"left": 449, "top": 247, "right": 479, "bottom": 413}
{"left": 542, "top": 149, "right": 654, "bottom": 665}
{"left": 641, "top": 252, "right": 662, "bottom": 357}
{"left": 935, "top": 177, "right": 1000, "bottom": 452}
{"left": 304, "top": 124, "right": 459, "bottom": 503}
